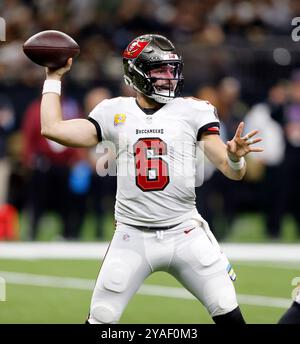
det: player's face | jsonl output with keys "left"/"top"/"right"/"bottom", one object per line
{"left": 149, "top": 64, "right": 178, "bottom": 92}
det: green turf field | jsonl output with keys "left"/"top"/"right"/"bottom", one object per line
{"left": 0, "top": 259, "right": 298, "bottom": 324}
{"left": 18, "top": 212, "right": 300, "bottom": 243}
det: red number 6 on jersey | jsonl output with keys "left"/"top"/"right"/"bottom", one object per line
{"left": 134, "top": 138, "right": 170, "bottom": 192}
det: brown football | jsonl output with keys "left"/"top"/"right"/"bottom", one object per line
{"left": 23, "top": 30, "right": 80, "bottom": 69}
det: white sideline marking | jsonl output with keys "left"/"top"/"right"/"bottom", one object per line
{"left": 223, "top": 243, "right": 300, "bottom": 262}
{"left": 0, "top": 243, "right": 108, "bottom": 260}
{"left": 0, "top": 271, "right": 94, "bottom": 290}
{"left": 0, "top": 271, "right": 291, "bottom": 309}
{"left": 234, "top": 261, "right": 300, "bottom": 270}
{"left": 0, "top": 242, "right": 300, "bottom": 261}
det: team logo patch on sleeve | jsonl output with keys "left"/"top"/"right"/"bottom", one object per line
{"left": 227, "top": 263, "right": 237, "bottom": 281}
{"left": 114, "top": 114, "right": 126, "bottom": 126}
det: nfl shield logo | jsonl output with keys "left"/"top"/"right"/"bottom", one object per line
{"left": 146, "top": 116, "right": 152, "bottom": 124}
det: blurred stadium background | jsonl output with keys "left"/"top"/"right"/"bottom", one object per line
{"left": 0, "top": 0, "right": 300, "bottom": 324}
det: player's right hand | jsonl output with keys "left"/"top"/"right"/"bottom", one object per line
{"left": 46, "top": 58, "right": 73, "bottom": 80}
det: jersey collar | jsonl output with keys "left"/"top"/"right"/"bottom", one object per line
{"left": 135, "top": 99, "right": 165, "bottom": 115}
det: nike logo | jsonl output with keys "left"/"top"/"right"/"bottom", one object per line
{"left": 184, "top": 228, "right": 195, "bottom": 234}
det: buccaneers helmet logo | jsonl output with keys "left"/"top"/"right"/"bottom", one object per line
{"left": 123, "top": 40, "right": 149, "bottom": 59}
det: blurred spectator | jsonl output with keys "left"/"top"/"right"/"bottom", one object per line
{"left": 267, "top": 70, "right": 300, "bottom": 238}
{"left": 119, "top": 83, "right": 137, "bottom": 98}
{"left": 22, "top": 95, "right": 89, "bottom": 240}
{"left": 244, "top": 81, "right": 287, "bottom": 239}
{"left": 195, "top": 77, "right": 248, "bottom": 238}
{"left": 0, "top": 94, "right": 15, "bottom": 205}
{"left": 0, "top": 94, "right": 19, "bottom": 240}
{"left": 84, "top": 87, "right": 116, "bottom": 239}
{"left": 195, "top": 85, "right": 219, "bottom": 107}
{"left": 217, "top": 77, "right": 248, "bottom": 139}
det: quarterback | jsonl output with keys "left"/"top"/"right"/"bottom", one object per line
{"left": 40, "top": 34, "right": 263, "bottom": 324}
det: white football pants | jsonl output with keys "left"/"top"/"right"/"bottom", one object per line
{"left": 88, "top": 215, "right": 238, "bottom": 324}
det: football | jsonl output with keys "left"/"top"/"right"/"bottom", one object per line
{"left": 23, "top": 30, "right": 80, "bottom": 69}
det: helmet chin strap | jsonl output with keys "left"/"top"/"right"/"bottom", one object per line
{"left": 150, "top": 93, "right": 174, "bottom": 104}
{"left": 151, "top": 86, "right": 176, "bottom": 104}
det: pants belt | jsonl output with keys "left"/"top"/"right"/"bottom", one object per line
{"left": 125, "top": 222, "right": 182, "bottom": 231}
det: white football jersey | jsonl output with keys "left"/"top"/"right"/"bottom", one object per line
{"left": 88, "top": 96, "right": 219, "bottom": 227}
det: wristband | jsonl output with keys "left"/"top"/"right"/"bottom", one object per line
{"left": 42, "top": 80, "right": 61, "bottom": 95}
{"left": 227, "top": 156, "right": 245, "bottom": 171}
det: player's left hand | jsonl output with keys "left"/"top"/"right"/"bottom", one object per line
{"left": 227, "top": 122, "right": 263, "bottom": 161}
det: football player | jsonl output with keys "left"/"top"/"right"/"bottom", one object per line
{"left": 40, "top": 34, "right": 263, "bottom": 324}
{"left": 278, "top": 288, "right": 300, "bottom": 324}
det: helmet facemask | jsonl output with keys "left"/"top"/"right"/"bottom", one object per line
{"left": 123, "top": 34, "right": 184, "bottom": 104}
{"left": 147, "top": 62, "right": 183, "bottom": 103}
